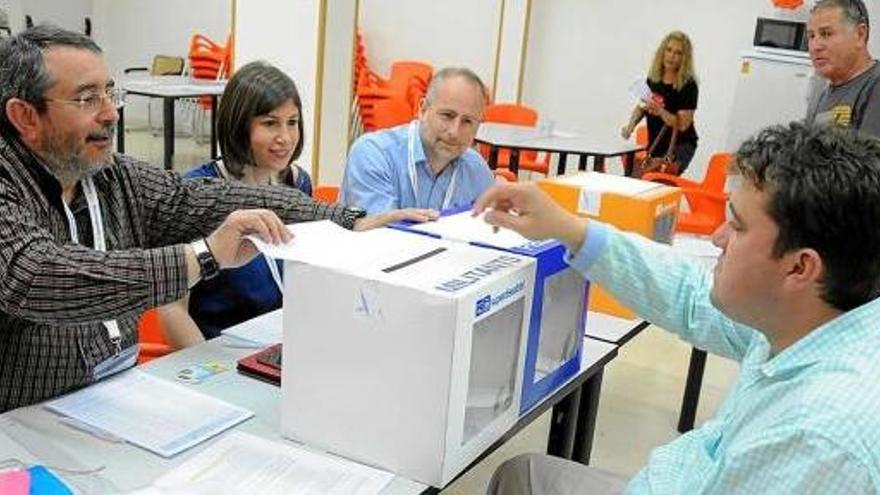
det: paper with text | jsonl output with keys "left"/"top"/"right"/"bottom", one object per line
{"left": 150, "top": 431, "right": 393, "bottom": 495}
{"left": 45, "top": 370, "right": 253, "bottom": 458}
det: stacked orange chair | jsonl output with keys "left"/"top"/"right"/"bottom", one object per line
{"left": 479, "top": 103, "right": 551, "bottom": 176}
{"left": 352, "top": 33, "right": 433, "bottom": 132}
{"left": 313, "top": 185, "right": 340, "bottom": 203}
{"left": 642, "top": 152, "right": 731, "bottom": 235}
{"left": 357, "top": 61, "right": 433, "bottom": 132}
{"left": 137, "top": 308, "right": 172, "bottom": 364}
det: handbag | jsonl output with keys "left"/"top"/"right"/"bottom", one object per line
{"left": 634, "top": 125, "right": 680, "bottom": 178}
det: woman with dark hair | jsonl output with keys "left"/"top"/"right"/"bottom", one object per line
{"left": 621, "top": 30, "right": 699, "bottom": 173}
{"left": 159, "top": 61, "right": 312, "bottom": 343}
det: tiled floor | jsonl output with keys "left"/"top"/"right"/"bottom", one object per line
{"left": 123, "top": 129, "right": 742, "bottom": 494}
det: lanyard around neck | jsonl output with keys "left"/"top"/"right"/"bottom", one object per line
{"left": 213, "top": 160, "right": 284, "bottom": 293}
{"left": 407, "top": 121, "right": 459, "bottom": 210}
{"left": 63, "top": 176, "right": 122, "bottom": 354}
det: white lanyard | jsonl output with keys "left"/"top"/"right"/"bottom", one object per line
{"left": 63, "top": 177, "right": 122, "bottom": 354}
{"left": 407, "top": 121, "right": 459, "bottom": 210}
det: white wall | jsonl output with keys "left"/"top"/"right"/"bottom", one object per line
{"left": 92, "top": 0, "right": 230, "bottom": 126}
{"left": 524, "top": 0, "right": 768, "bottom": 182}
{"left": 1, "top": 0, "right": 24, "bottom": 33}
{"left": 18, "top": 0, "right": 92, "bottom": 33}
{"left": 359, "top": 0, "right": 501, "bottom": 87}
{"left": 235, "top": 0, "right": 322, "bottom": 178}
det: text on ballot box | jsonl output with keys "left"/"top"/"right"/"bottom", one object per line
{"left": 250, "top": 221, "right": 535, "bottom": 487}
{"left": 539, "top": 172, "right": 681, "bottom": 318}
{"left": 390, "top": 208, "right": 587, "bottom": 413}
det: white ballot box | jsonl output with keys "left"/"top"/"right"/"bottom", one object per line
{"left": 391, "top": 209, "right": 587, "bottom": 413}
{"left": 255, "top": 221, "right": 535, "bottom": 488}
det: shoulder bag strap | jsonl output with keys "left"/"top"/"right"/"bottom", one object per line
{"left": 646, "top": 125, "right": 669, "bottom": 156}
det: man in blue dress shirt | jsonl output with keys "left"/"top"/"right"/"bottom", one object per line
{"left": 340, "top": 67, "right": 495, "bottom": 214}
{"left": 477, "top": 122, "right": 880, "bottom": 494}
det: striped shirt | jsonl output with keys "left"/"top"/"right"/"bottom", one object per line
{"left": 0, "top": 133, "right": 347, "bottom": 412}
{"left": 570, "top": 224, "right": 880, "bottom": 494}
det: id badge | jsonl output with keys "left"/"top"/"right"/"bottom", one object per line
{"left": 92, "top": 344, "right": 138, "bottom": 381}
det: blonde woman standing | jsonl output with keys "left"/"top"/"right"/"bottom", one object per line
{"left": 622, "top": 31, "right": 699, "bottom": 173}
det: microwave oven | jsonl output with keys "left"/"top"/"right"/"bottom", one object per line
{"left": 754, "top": 17, "right": 808, "bottom": 52}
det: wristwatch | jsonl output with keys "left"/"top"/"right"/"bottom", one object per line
{"left": 191, "top": 238, "right": 220, "bottom": 282}
{"left": 339, "top": 205, "right": 367, "bottom": 230}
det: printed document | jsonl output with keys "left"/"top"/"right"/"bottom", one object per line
{"left": 44, "top": 370, "right": 253, "bottom": 458}
{"left": 147, "top": 431, "right": 393, "bottom": 495}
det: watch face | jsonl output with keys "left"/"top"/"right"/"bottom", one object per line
{"left": 346, "top": 206, "right": 367, "bottom": 218}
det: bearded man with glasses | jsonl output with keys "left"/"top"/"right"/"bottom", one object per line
{"left": 806, "top": 0, "right": 880, "bottom": 137}
{"left": 0, "top": 24, "right": 434, "bottom": 412}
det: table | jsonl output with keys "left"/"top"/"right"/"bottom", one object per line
{"left": 0, "top": 330, "right": 622, "bottom": 493}
{"left": 117, "top": 76, "right": 226, "bottom": 170}
{"left": 0, "top": 340, "right": 426, "bottom": 495}
{"left": 475, "top": 123, "right": 643, "bottom": 176}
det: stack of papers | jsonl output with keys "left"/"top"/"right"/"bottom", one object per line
{"left": 45, "top": 370, "right": 253, "bottom": 458}
{"left": 136, "top": 432, "right": 393, "bottom": 495}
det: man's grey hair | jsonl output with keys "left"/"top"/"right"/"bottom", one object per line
{"left": 812, "top": 0, "right": 870, "bottom": 39}
{"left": 424, "top": 67, "right": 489, "bottom": 108}
{"left": 0, "top": 24, "right": 101, "bottom": 135}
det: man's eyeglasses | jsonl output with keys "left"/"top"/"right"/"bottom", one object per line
{"left": 44, "top": 87, "right": 126, "bottom": 112}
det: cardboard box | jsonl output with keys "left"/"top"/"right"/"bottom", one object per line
{"left": 391, "top": 209, "right": 587, "bottom": 413}
{"left": 539, "top": 172, "right": 680, "bottom": 318}
{"left": 262, "top": 221, "right": 535, "bottom": 487}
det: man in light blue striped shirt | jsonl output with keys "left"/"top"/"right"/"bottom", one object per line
{"left": 478, "top": 122, "right": 880, "bottom": 494}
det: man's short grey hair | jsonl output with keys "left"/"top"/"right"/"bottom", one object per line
{"left": 424, "top": 67, "right": 489, "bottom": 108}
{"left": 0, "top": 24, "right": 101, "bottom": 136}
{"left": 812, "top": 0, "right": 870, "bottom": 38}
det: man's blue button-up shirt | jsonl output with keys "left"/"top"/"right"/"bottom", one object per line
{"left": 340, "top": 122, "right": 494, "bottom": 214}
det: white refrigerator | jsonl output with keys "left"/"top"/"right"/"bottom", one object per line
{"left": 725, "top": 48, "right": 820, "bottom": 151}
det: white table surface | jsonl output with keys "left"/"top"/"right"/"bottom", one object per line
{"left": 0, "top": 311, "right": 626, "bottom": 494}
{"left": 122, "top": 75, "right": 226, "bottom": 98}
{"left": 476, "top": 122, "right": 642, "bottom": 156}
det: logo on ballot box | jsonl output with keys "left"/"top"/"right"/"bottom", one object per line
{"left": 474, "top": 280, "right": 526, "bottom": 318}
{"left": 475, "top": 295, "right": 492, "bottom": 317}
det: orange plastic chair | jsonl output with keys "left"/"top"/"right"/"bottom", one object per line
{"left": 479, "top": 103, "right": 550, "bottom": 175}
{"left": 188, "top": 33, "right": 229, "bottom": 109}
{"left": 493, "top": 169, "right": 518, "bottom": 182}
{"left": 622, "top": 124, "right": 648, "bottom": 172}
{"left": 313, "top": 185, "right": 340, "bottom": 203}
{"left": 643, "top": 152, "right": 732, "bottom": 235}
{"left": 137, "top": 308, "right": 172, "bottom": 364}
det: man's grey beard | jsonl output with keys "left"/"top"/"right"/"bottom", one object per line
{"left": 40, "top": 125, "right": 116, "bottom": 186}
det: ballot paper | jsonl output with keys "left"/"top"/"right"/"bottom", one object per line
{"left": 404, "top": 211, "right": 540, "bottom": 250}
{"left": 246, "top": 220, "right": 450, "bottom": 275}
{"left": 44, "top": 370, "right": 253, "bottom": 458}
{"left": 628, "top": 77, "right": 653, "bottom": 103}
{"left": 147, "top": 431, "right": 393, "bottom": 495}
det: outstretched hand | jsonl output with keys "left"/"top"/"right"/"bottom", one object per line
{"left": 472, "top": 183, "right": 588, "bottom": 251}
{"left": 207, "top": 209, "right": 292, "bottom": 268}
{"left": 353, "top": 208, "right": 439, "bottom": 231}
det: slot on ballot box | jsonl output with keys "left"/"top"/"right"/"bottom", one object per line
{"left": 538, "top": 172, "right": 681, "bottom": 318}
{"left": 251, "top": 221, "right": 535, "bottom": 488}
{"left": 391, "top": 208, "right": 588, "bottom": 413}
